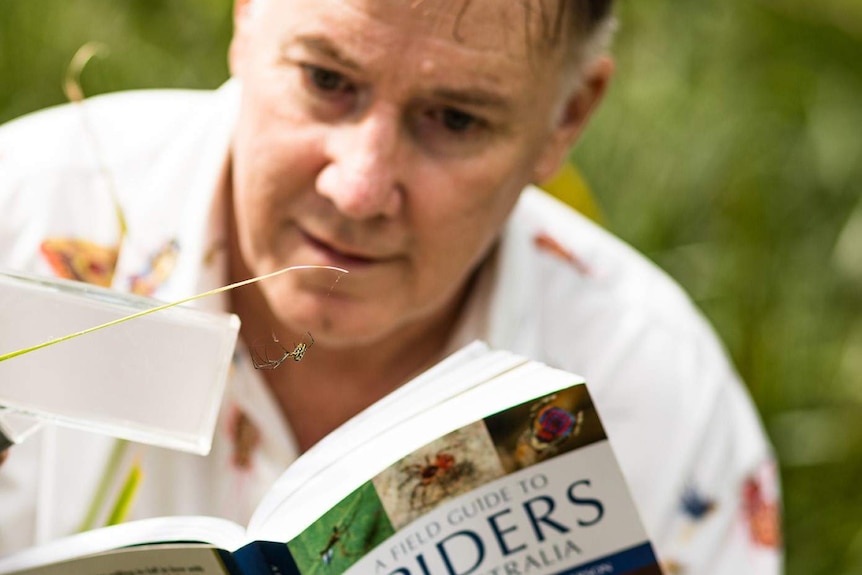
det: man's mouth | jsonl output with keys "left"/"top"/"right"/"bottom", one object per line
{"left": 300, "top": 229, "right": 378, "bottom": 268}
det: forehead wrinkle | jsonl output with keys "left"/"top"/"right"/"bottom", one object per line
{"left": 411, "top": 41, "right": 516, "bottom": 106}
{"left": 275, "top": 0, "right": 544, "bottom": 66}
{"left": 272, "top": 0, "right": 552, "bottom": 109}
{"left": 337, "top": 0, "right": 537, "bottom": 57}
{"left": 269, "top": 1, "right": 402, "bottom": 67}
{"left": 412, "top": 30, "right": 540, "bottom": 101}
{"left": 411, "top": 0, "right": 566, "bottom": 96}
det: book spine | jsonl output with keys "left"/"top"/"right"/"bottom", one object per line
{"left": 233, "top": 541, "right": 301, "bottom": 575}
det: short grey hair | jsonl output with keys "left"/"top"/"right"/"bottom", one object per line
{"left": 246, "top": 0, "right": 617, "bottom": 76}
{"left": 517, "top": 0, "right": 617, "bottom": 76}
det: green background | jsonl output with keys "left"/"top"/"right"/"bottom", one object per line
{"left": 2, "top": 1, "right": 861, "bottom": 572}
{"left": 287, "top": 482, "right": 394, "bottom": 575}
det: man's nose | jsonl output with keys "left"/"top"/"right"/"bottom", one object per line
{"left": 316, "top": 108, "right": 404, "bottom": 220}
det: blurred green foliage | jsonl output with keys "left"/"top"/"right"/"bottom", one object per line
{"left": 0, "top": 0, "right": 232, "bottom": 119}
{"left": 578, "top": 2, "right": 862, "bottom": 573}
{"left": 1, "top": 1, "right": 861, "bottom": 572}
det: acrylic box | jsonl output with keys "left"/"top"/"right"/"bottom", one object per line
{"left": 0, "top": 270, "right": 240, "bottom": 455}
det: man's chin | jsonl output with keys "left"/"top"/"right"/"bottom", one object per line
{"left": 270, "top": 302, "right": 398, "bottom": 349}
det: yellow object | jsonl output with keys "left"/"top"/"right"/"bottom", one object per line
{"left": 539, "top": 162, "right": 605, "bottom": 225}
{"left": 106, "top": 459, "right": 143, "bottom": 526}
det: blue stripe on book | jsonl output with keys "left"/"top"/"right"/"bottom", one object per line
{"left": 553, "top": 542, "right": 658, "bottom": 575}
{"left": 234, "top": 541, "right": 302, "bottom": 575}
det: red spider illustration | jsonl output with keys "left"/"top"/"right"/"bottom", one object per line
{"left": 400, "top": 452, "right": 471, "bottom": 509}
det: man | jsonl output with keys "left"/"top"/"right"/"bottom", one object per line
{"left": 0, "top": 0, "right": 781, "bottom": 572}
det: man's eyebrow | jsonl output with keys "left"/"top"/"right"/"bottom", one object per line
{"left": 284, "top": 35, "right": 361, "bottom": 71}
{"left": 431, "top": 87, "right": 512, "bottom": 111}
{"left": 284, "top": 35, "right": 512, "bottom": 112}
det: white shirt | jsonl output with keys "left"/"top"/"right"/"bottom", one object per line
{"left": 0, "top": 81, "right": 782, "bottom": 573}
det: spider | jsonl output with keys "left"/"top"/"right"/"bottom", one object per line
{"left": 400, "top": 451, "right": 471, "bottom": 509}
{"left": 320, "top": 523, "right": 345, "bottom": 565}
{"left": 528, "top": 402, "right": 583, "bottom": 451}
{"left": 250, "top": 331, "right": 314, "bottom": 370}
{"left": 318, "top": 505, "right": 369, "bottom": 567}
{"left": 512, "top": 396, "right": 584, "bottom": 468}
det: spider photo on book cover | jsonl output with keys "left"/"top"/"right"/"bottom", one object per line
{"left": 372, "top": 421, "right": 506, "bottom": 529}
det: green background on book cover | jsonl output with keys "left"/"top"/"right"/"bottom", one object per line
{"left": 287, "top": 481, "right": 394, "bottom": 575}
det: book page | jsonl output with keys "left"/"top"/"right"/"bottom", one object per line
{"left": 4, "top": 545, "right": 234, "bottom": 575}
{"left": 0, "top": 517, "right": 247, "bottom": 574}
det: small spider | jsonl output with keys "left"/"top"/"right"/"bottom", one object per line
{"left": 400, "top": 451, "right": 471, "bottom": 509}
{"left": 251, "top": 331, "right": 314, "bottom": 370}
{"left": 320, "top": 523, "right": 345, "bottom": 565}
{"left": 528, "top": 401, "right": 583, "bottom": 451}
{"left": 512, "top": 396, "right": 583, "bottom": 468}
{"left": 318, "top": 505, "right": 366, "bottom": 566}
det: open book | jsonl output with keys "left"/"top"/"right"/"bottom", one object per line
{"left": 0, "top": 342, "right": 663, "bottom": 575}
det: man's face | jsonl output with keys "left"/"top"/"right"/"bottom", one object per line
{"left": 229, "top": 0, "right": 596, "bottom": 347}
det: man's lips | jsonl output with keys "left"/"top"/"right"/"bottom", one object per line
{"left": 300, "top": 229, "right": 379, "bottom": 267}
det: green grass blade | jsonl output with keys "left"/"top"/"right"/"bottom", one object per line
{"left": 0, "top": 265, "right": 348, "bottom": 363}
{"left": 105, "top": 457, "right": 143, "bottom": 526}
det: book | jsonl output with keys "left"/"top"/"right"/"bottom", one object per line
{"left": 0, "top": 270, "right": 239, "bottom": 455}
{"left": 0, "top": 342, "right": 663, "bottom": 575}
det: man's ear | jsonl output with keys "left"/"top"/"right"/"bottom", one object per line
{"left": 534, "top": 55, "right": 614, "bottom": 184}
{"left": 229, "top": 0, "right": 256, "bottom": 76}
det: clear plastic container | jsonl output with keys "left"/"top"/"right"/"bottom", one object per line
{"left": 0, "top": 270, "right": 240, "bottom": 455}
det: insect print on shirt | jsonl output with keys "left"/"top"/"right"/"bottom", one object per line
{"left": 533, "top": 231, "right": 591, "bottom": 275}
{"left": 226, "top": 405, "right": 261, "bottom": 471}
{"left": 40, "top": 238, "right": 119, "bottom": 287}
{"left": 680, "top": 483, "right": 717, "bottom": 521}
{"left": 128, "top": 238, "right": 180, "bottom": 296}
{"left": 675, "top": 481, "right": 718, "bottom": 543}
{"left": 37, "top": 47, "right": 131, "bottom": 291}
{"left": 661, "top": 559, "right": 686, "bottom": 574}
{"left": 742, "top": 472, "right": 782, "bottom": 548}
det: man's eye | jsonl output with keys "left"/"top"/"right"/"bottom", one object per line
{"left": 412, "top": 106, "right": 489, "bottom": 153}
{"left": 440, "top": 108, "right": 477, "bottom": 133}
{"left": 303, "top": 65, "right": 351, "bottom": 94}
